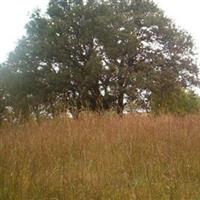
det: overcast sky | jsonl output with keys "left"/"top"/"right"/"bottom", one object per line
{"left": 0, "top": 0, "right": 200, "bottom": 63}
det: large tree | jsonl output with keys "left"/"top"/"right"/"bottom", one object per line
{"left": 2, "top": 0, "right": 199, "bottom": 119}
{"left": 97, "top": 0, "right": 199, "bottom": 114}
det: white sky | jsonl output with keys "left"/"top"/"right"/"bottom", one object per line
{"left": 0, "top": 0, "right": 200, "bottom": 63}
{"left": 0, "top": 0, "right": 48, "bottom": 63}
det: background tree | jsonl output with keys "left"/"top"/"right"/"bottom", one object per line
{"left": 0, "top": 0, "right": 199, "bottom": 121}
{"left": 150, "top": 89, "right": 200, "bottom": 114}
{"left": 94, "top": 0, "right": 199, "bottom": 114}
{"left": 0, "top": 65, "right": 6, "bottom": 123}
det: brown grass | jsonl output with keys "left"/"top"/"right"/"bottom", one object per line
{"left": 1, "top": 114, "right": 200, "bottom": 199}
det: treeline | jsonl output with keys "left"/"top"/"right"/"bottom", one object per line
{"left": 0, "top": 0, "right": 200, "bottom": 122}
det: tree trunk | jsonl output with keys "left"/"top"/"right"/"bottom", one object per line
{"left": 117, "top": 93, "right": 124, "bottom": 117}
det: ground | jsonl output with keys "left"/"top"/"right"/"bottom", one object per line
{"left": 1, "top": 114, "right": 200, "bottom": 199}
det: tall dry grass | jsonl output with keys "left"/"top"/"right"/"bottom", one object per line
{"left": 1, "top": 114, "right": 200, "bottom": 199}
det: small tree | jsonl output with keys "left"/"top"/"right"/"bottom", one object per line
{"left": 150, "top": 88, "right": 200, "bottom": 114}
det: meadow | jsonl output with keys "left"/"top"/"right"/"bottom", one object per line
{"left": 1, "top": 114, "right": 200, "bottom": 199}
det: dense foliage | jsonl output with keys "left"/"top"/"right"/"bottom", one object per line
{"left": 0, "top": 0, "right": 199, "bottom": 122}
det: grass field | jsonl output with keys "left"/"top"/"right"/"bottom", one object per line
{"left": 1, "top": 114, "right": 200, "bottom": 199}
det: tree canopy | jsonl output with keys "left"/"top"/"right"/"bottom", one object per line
{"left": 0, "top": 0, "right": 199, "bottom": 122}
